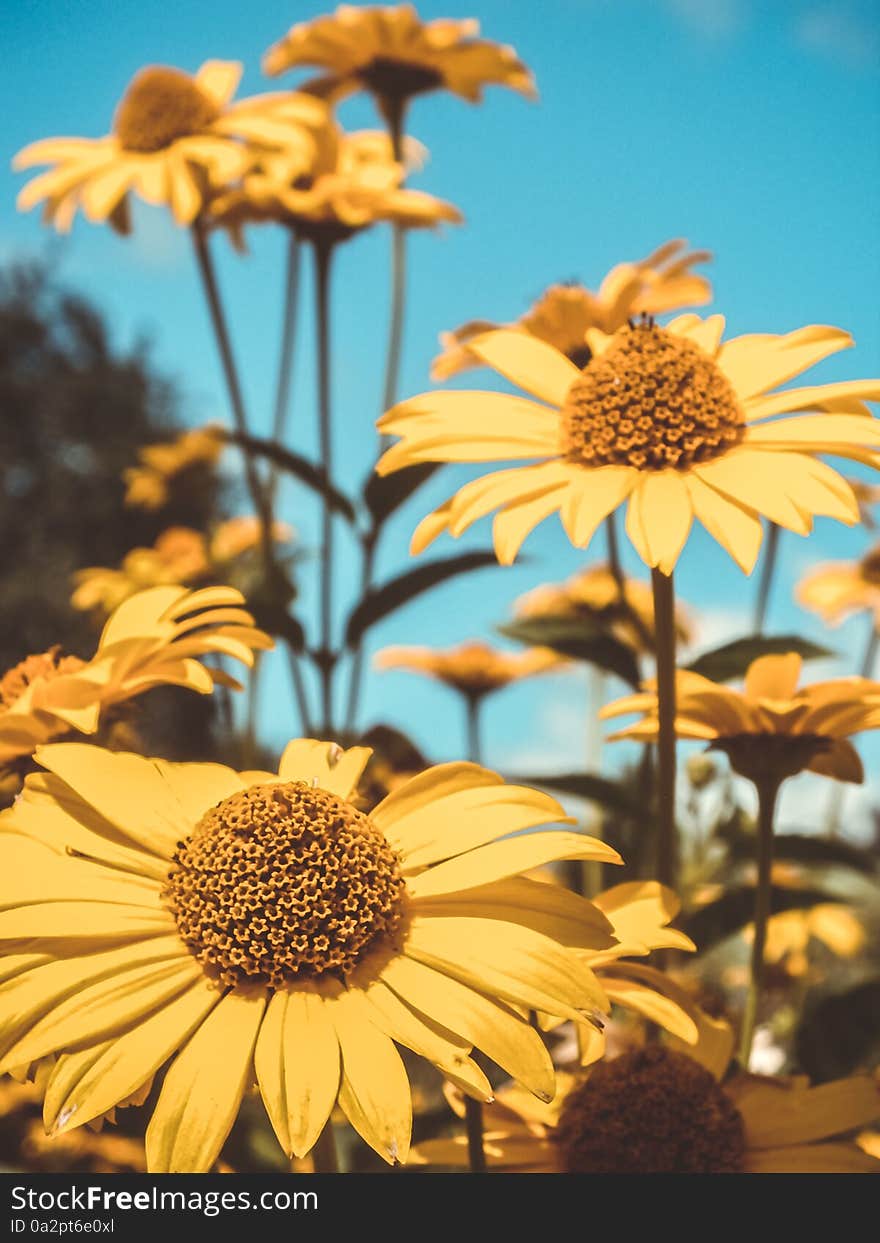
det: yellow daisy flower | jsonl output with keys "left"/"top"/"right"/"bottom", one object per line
{"left": 545, "top": 881, "right": 700, "bottom": 1066}
{"left": 263, "top": 4, "right": 535, "bottom": 111}
{"left": 0, "top": 586, "right": 271, "bottom": 767}
{"left": 601, "top": 651, "right": 880, "bottom": 785}
{"left": 847, "top": 477, "right": 880, "bottom": 528}
{"left": 0, "top": 740, "right": 621, "bottom": 1170}
{"left": 432, "top": 239, "right": 712, "bottom": 380}
{"left": 13, "top": 62, "right": 327, "bottom": 230}
{"left": 377, "top": 315, "right": 880, "bottom": 574}
{"left": 797, "top": 543, "right": 880, "bottom": 628}
{"left": 746, "top": 903, "right": 865, "bottom": 980}
{"left": 209, "top": 125, "right": 461, "bottom": 246}
{"left": 374, "top": 640, "right": 564, "bottom": 699}
{"left": 124, "top": 425, "right": 225, "bottom": 511}
{"left": 412, "top": 1046, "right": 880, "bottom": 1173}
{"left": 209, "top": 516, "right": 294, "bottom": 565}
{"left": 72, "top": 528, "right": 212, "bottom": 615}
{"left": 514, "top": 563, "right": 693, "bottom": 653}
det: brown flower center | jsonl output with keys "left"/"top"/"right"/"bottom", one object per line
{"left": 359, "top": 56, "right": 444, "bottom": 103}
{"left": 559, "top": 322, "right": 744, "bottom": 472}
{"left": 114, "top": 67, "right": 219, "bottom": 153}
{"left": 164, "top": 782, "right": 407, "bottom": 988}
{"left": 0, "top": 647, "right": 86, "bottom": 712}
{"left": 553, "top": 1047, "right": 746, "bottom": 1174}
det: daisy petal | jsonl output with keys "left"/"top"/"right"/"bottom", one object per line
{"left": 146, "top": 988, "right": 267, "bottom": 1173}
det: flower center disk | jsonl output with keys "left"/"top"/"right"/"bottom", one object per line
{"left": 553, "top": 1046, "right": 746, "bottom": 1173}
{"left": 0, "top": 648, "right": 85, "bottom": 711}
{"left": 560, "top": 322, "right": 744, "bottom": 472}
{"left": 359, "top": 56, "right": 444, "bottom": 102}
{"left": 114, "top": 67, "right": 219, "bottom": 153}
{"left": 164, "top": 782, "right": 407, "bottom": 988}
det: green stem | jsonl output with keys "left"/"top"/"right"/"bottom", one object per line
{"left": 823, "top": 619, "right": 878, "bottom": 836}
{"left": 190, "top": 223, "right": 312, "bottom": 735}
{"left": 752, "top": 521, "right": 780, "bottom": 635}
{"left": 464, "top": 1094, "right": 488, "bottom": 1174}
{"left": 651, "top": 568, "right": 678, "bottom": 889}
{"left": 345, "top": 99, "right": 411, "bottom": 733}
{"left": 466, "top": 695, "right": 484, "bottom": 767}
{"left": 344, "top": 535, "right": 376, "bottom": 731}
{"left": 314, "top": 238, "right": 336, "bottom": 734}
{"left": 268, "top": 231, "right": 301, "bottom": 506}
{"left": 605, "top": 513, "right": 624, "bottom": 594}
{"left": 243, "top": 653, "right": 262, "bottom": 767}
{"left": 738, "top": 776, "right": 782, "bottom": 1068}
{"left": 310, "top": 1121, "right": 339, "bottom": 1173}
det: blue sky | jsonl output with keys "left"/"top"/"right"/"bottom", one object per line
{"left": 3, "top": 1, "right": 880, "bottom": 831}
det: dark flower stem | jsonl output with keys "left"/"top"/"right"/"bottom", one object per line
{"left": 346, "top": 96, "right": 410, "bottom": 732}
{"left": 190, "top": 223, "right": 311, "bottom": 733}
{"left": 269, "top": 231, "right": 302, "bottom": 506}
{"left": 738, "top": 775, "right": 782, "bottom": 1068}
{"left": 752, "top": 521, "right": 780, "bottom": 635}
{"left": 313, "top": 237, "right": 337, "bottom": 733}
{"left": 310, "top": 1121, "right": 339, "bottom": 1173}
{"left": 651, "top": 568, "right": 678, "bottom": 889}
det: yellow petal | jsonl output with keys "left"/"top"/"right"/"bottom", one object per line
{"left": 686, "top": 474, "right": 763, "bottom": 573}
{"left": 414, "top": 876, "right": 614, "bottom": 952}
{"left": 559, "top": 467, "right": 637, "bottom": 548}
{"left": 600, "top": 973, "right": 698, "bottom": 1043}
{"left": 364, "top": 980, "right": 492, "bottom": 1101}
{"left": 407, "top": 830, "right": 620, "bottom": 899}
{"left": 745, "top": 1143, "right": 880, "bottom": 1173}
{"left": 254, "top": 987, "right": 340, "bottom": 1159}
{"left": 625, "top": 472, "right": 693, "bottom": 573}
{"left": 194, "top": 59, "right": 243, "bottom": 107}
{"left": 406, "top": 916, "right": 607, "bottom": 1020}
{"left": 735, "top": 1076, "right": 880, "bottom": 1148}
{"left": 744, "top": 653, "right": 803, "bottom": 702}
{"left": 378, "top": 953, "right": 555, "bottom": 1100}
{"left": 278, "top": 739, "right": 371, "bottom": 799}
{"left": 0, "top": 956, "right": 200, "bottom": 1073}
{"left": 331, "top": 990, "right": 411, "bottom": 1165}
{"left": 377, "top": 769, "right": 568, "bottom": 870}
{"left": 719, "top": 325, "right": 853, "bottom": 400}
{"left": 493, "top": 484, "right": 567, "bottom": 564}
{"left": 44, "top": 976, "right": 221, "bottom": 1134}
{"left": 146, "top": 988, "right": 267, "bottom": 1173}
{"left": 33, "top": 744, "right": 188, "bottom": 858}
{"left": 465, "top": 329, "right": 580, "bottom": 406}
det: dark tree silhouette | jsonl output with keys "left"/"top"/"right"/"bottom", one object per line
{"left": 0, "top": 260, "right": 230, "bottom": 758}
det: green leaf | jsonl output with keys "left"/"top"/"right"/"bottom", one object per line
{"left": 727, "top": 831, "right": 876, "bottom": 877}
{"left": 226, "top": 431, "right": 357, "bottom": 524}
{"left": 681, "top": 884, "right": 832, "bottom": 953}
{"left": 507, "top": 771, "right": 643, "bottom": 817}
{"left": 345, "top": 552, "right": 498, "bottom": 647}
{"left": 797, "top": 977, "right": 880, "bottom": 1082}
{"left": 686, "top": 635, "right": 833, "bottom": 683}
{"left": 363, "top": 462, "right": 442, "bottom": 528}
{"left": 498, "top": 616, "right": 641, "bottom": 688}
